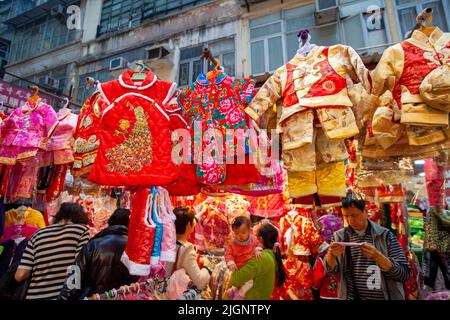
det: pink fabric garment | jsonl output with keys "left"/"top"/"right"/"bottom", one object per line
{"left": 158, "top": 187, "right": 177, "bottom": 263}
{"left": 425, "top": 158, "right": 446, "bottom": 207}
{"left": 224, "top": 234, "right": 260, "bottom": 269}
{"left": 167, "top": 269, "right": 191, "bottom": 300}
{"left": 5, "top": 157, "right": 40, "bottom": 200}
{"left": 1, "top": 222, "right": 39, "bottom": 242}
{"left": 42, "top": 110, "right": 78, "bottom": 166}
{"left": 0, "top": 99, "right": 58, "bottom": 164}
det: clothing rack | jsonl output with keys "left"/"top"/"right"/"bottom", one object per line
{"left": 86, "top": 277, "right": 168, "bottom": 300}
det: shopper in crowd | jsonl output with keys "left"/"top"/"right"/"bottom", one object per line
{"left": 14, "top": 203, "right": 90, "bottom": 300}
{"left": 225, "top": 216, "right": 263, "bottom": 299}
{"left": 59, "top": 208, "right": 139, "bottom": 300}
{"left": 169, "top": 207, "right": 211, "bottom": 290}
{"left": 325, "top": 194, "right": 410, "bottom": 300}
{"left": 230, "top": 222, "right": 286, "bottom": 300}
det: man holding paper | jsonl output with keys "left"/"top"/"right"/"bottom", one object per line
{"left": 325, "top": 194, "right": 410, "bottom": 300}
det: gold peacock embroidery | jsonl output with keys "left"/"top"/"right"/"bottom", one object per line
{"left": 105, "top": 102, "right": 153, "bottom": 174}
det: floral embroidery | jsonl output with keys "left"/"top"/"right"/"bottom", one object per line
{"left": 105, "top": 102, "right": 152, "bottom": 174}
{"left": 115, "top": 119, "right": 131, "bottom": 136}
{"left": 81, "top": 115, "right": 93, "bottom": 129}
{"left": 178, "top": 71, "right": 256, "bottom": 185}
{"left": 119, "top": 119, "right": 130, "bottom": 131}
{"left": 74, "top": 135, "right": 100, "bottom": 153}
{"left": 322, "top": 80, "right": 336, "bottom": 92}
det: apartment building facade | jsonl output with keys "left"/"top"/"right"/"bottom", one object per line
{"left": 0, "top": 0, "right": 448, "bottom": 109}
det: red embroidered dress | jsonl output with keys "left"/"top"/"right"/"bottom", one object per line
{"left": 275, "top": 209, "right": 328, "bottom": 300}
{"left": 88, "top": 70, "right": 178, "bottom": 186}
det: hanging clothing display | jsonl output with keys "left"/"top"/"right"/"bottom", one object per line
{"left": 42, "top": 109, "right": 78, "bottom": 166}
{"left": 246, "top": 193, "right": 286, "bottom": 219}
{"left": 367, "top": 27, "right": 450, "bottom": 157}
{"left": 0, "top": 99, "right": 58, "bottom": 165}
{"left": 121, "top": 188, "right": 156, "bottom": 276}
{"left": 276, "top": 209, "right": 328, "bottom": 300}
{"left": 178, "top": 70, "right": 260, "bottom": 186}
{"left": 4, "top": 157, "right": 40, "bottom": 200}
{"left": 164, "top": 104, "right": 202, "bottom": 197}
{"left": 1, "top": 222, "right": 38, "bottom": 242}
{"left": 245, "top": 45, "right": 371, "bottom": 198}
{"left": 122, "top": 187, "right": 177, "bottom": 275}
{"left": 4, "top": 207, "right": 45, "bottom": 229}
{"left": 72, "top": 91, "right": 108, "bottom": 177}
{"left": 88, "top": 70, "right": 179, "bottom": 187}
{"left": 194, "top": 197, "right": 230, "bottom": 252}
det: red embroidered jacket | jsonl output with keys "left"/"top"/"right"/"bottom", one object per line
{"left": 88, "top": 70, "right": 179, "bottom": 187}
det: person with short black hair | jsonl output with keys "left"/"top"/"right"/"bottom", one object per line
{"left": 15, "top": 203, "right": 90, "bottom": 300}
{"left": 325, "top": 193, "right": 410, "bottom": 300}
{"left": 168, "top": 207, "right": 210, "bottom": 290}
{"left": 59, "top": 208, "right": 139, "bottom": 300}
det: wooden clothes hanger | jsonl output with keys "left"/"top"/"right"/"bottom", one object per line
{"left": 28, "top": 85, "right": 40, "bottom": 104}
{"left": 206, "top": 58, "right": 221, "bottom": 80}
{"left": 410, "top": 8, "right": 436, "bottom": 37}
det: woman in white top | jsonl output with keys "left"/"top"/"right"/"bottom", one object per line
{"left": 169, "top": 207, "right": 211, "bottom": 290}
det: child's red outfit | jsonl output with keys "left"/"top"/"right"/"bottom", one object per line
{"left": 225, "top": 234, "right": 261, "bottom": 300}
{"left": 224, "top": 234, "right": 260, "bottom": 269}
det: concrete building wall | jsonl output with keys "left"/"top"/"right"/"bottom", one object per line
{"left": 5, "top": 0, "right": 440, "bottom": 105}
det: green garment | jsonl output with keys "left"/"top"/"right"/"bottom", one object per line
{"left": 230, "top": 249, "right": 276, "bottom": 300}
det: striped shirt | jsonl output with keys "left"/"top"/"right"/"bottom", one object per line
{"left": 18, "top": 223, "right": 89, "bottom": 300}
{"left": 340, "top": 224, "right": 409, "bottom": 300}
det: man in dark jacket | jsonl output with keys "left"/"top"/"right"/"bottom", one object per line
{"left": 59, "top": 209, "right": 139, "bottom": 300}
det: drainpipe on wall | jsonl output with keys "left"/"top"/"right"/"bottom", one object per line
{"left": 384, "top": 0, "right": 401, "bottom": 43}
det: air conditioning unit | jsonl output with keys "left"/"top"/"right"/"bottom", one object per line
{"left": 146, "top": 46, "right": 170, "bottom": 61}
{"left": 110, "top": 57, "right": 126, "bottom": 71}
{"left": 50, "top": 4, "right": 65, "bottom": 18}
{"left": 315, "top": 6, "right": 339, "bottom": 25}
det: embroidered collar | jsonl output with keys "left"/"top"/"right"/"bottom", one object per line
{"left": 118, "top": 70, "right": 158, "bottom": 90}
{"left": 233, "top": 235, "right": 252, "bottom": 246}
{"left": 196, "top": 71, "right": 228, "bottom": 86}
{"left": 408, "top": 27, "right": 445, "bottom": 50}
{"left": 20, "top": 99, "right": 43, "bottom": 116}
{"left": 291, "top": 45, "right": 323, "bottom": 63}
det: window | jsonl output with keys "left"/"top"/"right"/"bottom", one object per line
{"left": 250, "top": 6, "right": 342, "bottom": 75}
{"left": 250, "top": 3, "right": 391, "bottom": 75}
{"left": 395, "top": 0, "right": 450, "bottom": 39}
{"left": 178, "top": 38, "right": 236, "bottom": 87}
{"left": 341, "top": 9, "right": 388, "bottom": 56}
{"left": 8, "top": 6, "right": 81, "bottom": 63}
{"left": 76, "top": 70, "right": 116, "bottom": 104}
{"left": 98, "top": 0, "right": 213, "bottom": 37}
{"left": 34, "top": 67, "right": 68, "bottom": 94}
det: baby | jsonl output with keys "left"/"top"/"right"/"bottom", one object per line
{"left": 225, "top": 216, "right": 263, "bottom": 300}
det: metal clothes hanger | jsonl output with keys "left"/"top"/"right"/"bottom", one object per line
{"left": 131, "top": 62, "right": 150, "bottom": 81}
{"left": 58, "top": 97, "right": 70, "bottom": 115}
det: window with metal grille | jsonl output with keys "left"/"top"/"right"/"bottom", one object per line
{"left": 98, "top": 0, "right": 212, "bottom": 37}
